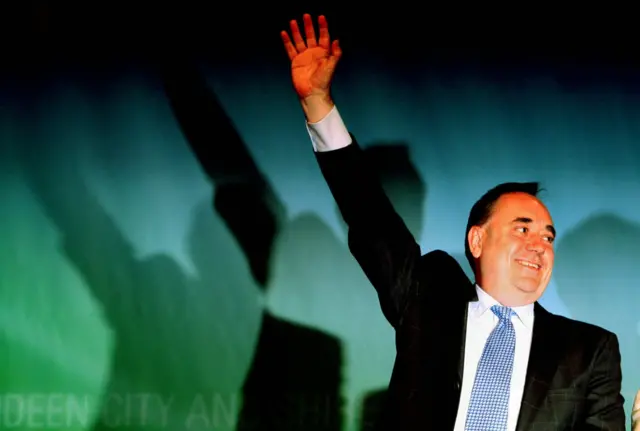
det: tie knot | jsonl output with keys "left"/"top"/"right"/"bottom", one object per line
{"left": 491, "top": 304, "right": 515, "bottom": 322}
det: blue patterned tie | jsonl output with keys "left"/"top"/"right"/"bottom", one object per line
{"left": 465, "top": 304, "right": 516, "bottom": 431}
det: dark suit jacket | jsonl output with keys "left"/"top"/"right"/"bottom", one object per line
{"left": 315, "top": 138, "right": 626, "bottom": 430}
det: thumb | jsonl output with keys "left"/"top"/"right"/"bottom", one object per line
{"left": 326, "top": 39, "right": 342, "bottom": 71}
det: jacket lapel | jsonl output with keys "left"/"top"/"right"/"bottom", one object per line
{"left": 515, "top": 303, "right": 561, "bottom": 430}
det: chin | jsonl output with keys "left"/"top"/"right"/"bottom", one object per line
{"left": 514, "top": 279, "right": 542, "bottom": 294}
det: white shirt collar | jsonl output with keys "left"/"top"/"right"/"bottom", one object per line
{"left": 472, "top": 284, "right": 535, "bottom": 328}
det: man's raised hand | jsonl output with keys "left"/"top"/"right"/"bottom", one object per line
{"left": 281, "top": 14, "right": 342, "bottom": 101}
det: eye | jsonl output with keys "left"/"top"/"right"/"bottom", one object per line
{"left": 516, "top": 226, "right": 528, "bottom": 233}
{"left": 544, "top": 236, "right": 555, "bottom": 243}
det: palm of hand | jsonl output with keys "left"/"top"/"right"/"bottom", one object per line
{"left": 291, "top": 47, "right": 332, "bottom": 98}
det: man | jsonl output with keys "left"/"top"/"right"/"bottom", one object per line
{"left": 281, "top": 14, "right": 626, "bottom": 431}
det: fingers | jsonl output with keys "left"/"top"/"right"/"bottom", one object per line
{"left": 318, "top": 15, "right": 330, "bottom": 49}
{"left": 303, "top": 14, "right": 317, "bottom": 48}
{"left": 282, "top": 14, "right": 336, "bottom": 60}
{"left": 289, "top": 19, "right": 307, "bottom": 53}
{"left": 281, "top": 31, "right": 297, "bottom": 61}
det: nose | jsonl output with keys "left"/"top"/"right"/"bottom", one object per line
{"left": 526, "top": 237, "right": 545, "bottom": 254}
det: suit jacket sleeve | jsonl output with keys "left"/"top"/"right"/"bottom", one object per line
{"left": 583, "top": 331, "right": 626, "bottom": 430}
{"left": 315, "top": 138, "right": 421, "bottom": 328}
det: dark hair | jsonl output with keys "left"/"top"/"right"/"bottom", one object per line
{"left": 464, "top": 182, "right": 542, "bottom": 272}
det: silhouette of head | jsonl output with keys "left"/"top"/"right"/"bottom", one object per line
{"left": 554, "top": 212, "right": 640, "bottom": 324}
{"left": 465, "top": 182, "right": 555, "bottom": 306}
{"left": 554, "top": 212, "right": 640, "bottom": 416}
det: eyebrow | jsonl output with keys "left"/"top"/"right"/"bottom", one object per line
{"left": 512, "top": 217, "right": 556, "bottom": 237}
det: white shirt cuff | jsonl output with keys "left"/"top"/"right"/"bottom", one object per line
{"left": 305, "top": 106, "right": 352, "bottom": 152}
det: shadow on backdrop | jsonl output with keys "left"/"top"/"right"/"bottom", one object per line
{"left": 18, "top": 115, "right": 263, "bottom": 430}
{"left": 161, "top": 57, "right": 344, "bottom": 431}
{"left": 554, "top": 212, "right": 640, "bottom": 412}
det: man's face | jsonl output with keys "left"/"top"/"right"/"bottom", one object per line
{"left": 469, "top": 192, "right": 555, "bottom": 306}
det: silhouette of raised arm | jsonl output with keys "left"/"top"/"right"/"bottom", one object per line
{"left": 162, "top": 58, "right": 286, "bottom": 287}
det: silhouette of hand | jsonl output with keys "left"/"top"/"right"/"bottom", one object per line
{"left": 281, "top": 14, "right": 342, "bottom": 100}
{"left": 633, "top": 390, "right": 640, "bottom": 430}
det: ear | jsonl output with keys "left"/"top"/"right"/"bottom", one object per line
{"left": 468, "top": 226, "right": 484, "bottom": 258}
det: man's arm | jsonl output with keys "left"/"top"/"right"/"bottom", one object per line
{"left": 583, "top": 332, "right": 626, "bottom": 430}
{"left": 308, "top": 107, "right": 421, "bottom": 327}
{"left": 282, "top": 14, "right": 420, "bottom": 327}
{"left": 306, "top": 105, "right": 352, "bottom": 152}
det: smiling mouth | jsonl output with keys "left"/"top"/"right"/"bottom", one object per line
{"left": 516, "top": 259, "right": 541, "bottom": 270}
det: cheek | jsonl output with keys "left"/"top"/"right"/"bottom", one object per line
{"left": 505, "top": 239, "right": 523, "bottom": 256}
{"left": 498, "top": 245, "right": 517, "bottom": 269}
